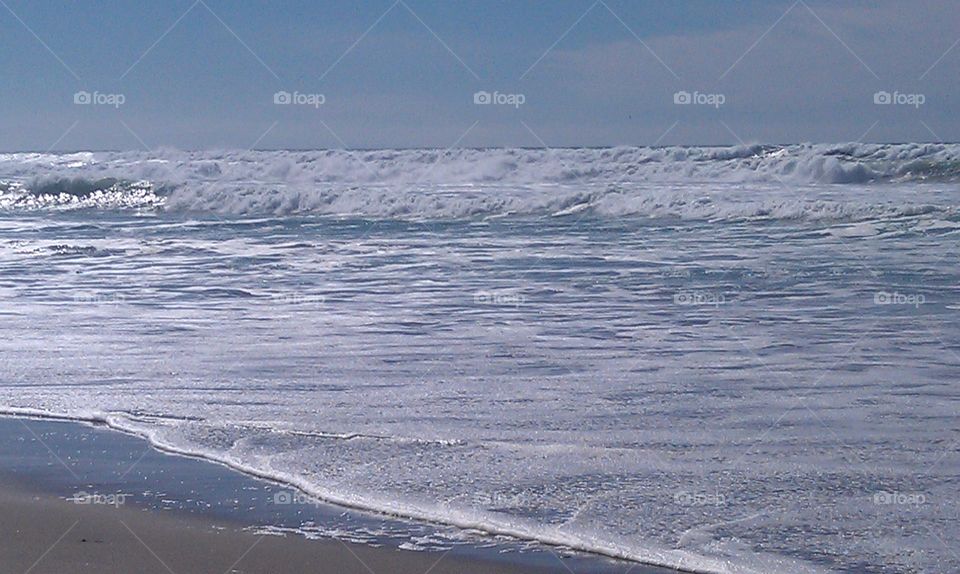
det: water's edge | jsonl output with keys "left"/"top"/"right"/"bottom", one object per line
{"left": 0, "top": 408, "right": 702, "bottom": 574}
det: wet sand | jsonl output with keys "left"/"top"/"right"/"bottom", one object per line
{"left": 0, "top": 416, "right": 680, "bottom": 574}
{"left": 0, "top": 483, "right": 557, "bottom": 574}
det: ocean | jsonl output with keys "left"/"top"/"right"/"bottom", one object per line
{"left": 0, "top": 143, "right": 958, "bottom": 573}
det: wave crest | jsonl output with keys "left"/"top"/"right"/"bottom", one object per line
{"left": 0, "top": 143, "right": 958, "bottom": 219}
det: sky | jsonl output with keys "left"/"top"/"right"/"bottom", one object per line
{"left": 0, "top": 0, "right": 957, "bottom": 150}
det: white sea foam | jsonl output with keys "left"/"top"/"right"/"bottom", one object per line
{"left": 0, "top": 143, "right": 958, "bottom": 219}
{"left": 0, "top": 407, "right": 821, "bottom": 574}
{"left": 0, "top": 145, "right": 957, "bottom": 574}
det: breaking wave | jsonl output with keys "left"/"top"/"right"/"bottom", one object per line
{"left": 0, "top": 143, "right": 958, "bottom": 220}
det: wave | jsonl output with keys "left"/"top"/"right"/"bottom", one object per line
{"left": 0, "top": 178, "right": 163, "bottom": 211}
{"left": 0, "top": 406, "right": 792, "bottom": 574}
{"left": 0, "top": 143, "right": 958, "bottom": 220}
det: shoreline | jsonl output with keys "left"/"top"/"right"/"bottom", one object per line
{"left": 0, "top": 482, "right": 552, "bottom": 574}
{"left": 0, "top": 413, "right": 682, "bottom": 574}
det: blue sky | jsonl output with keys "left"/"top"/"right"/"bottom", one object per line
{"left": 1, "top": 0, "right": 957, "bottom": 150}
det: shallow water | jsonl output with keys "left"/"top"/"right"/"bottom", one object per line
{"left": 0, "top": 148, "right": 958, "bottom": 573}
{"left": 0, "top": 416, "right": 646, "bottom": 572}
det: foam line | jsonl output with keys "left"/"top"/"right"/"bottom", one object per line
{"left": 0, "top": 406, "right": 771, "bottom": 574}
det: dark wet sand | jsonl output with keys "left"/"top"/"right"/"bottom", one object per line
{"left": 0, "top": 416, "right": 685, "bottom": 574}
{"left": 0, "top": 483, "right": 557, "bottom": 574}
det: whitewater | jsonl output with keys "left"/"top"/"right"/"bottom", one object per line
{"left": 0, "top": 144, "right": 958, "bottom": 573}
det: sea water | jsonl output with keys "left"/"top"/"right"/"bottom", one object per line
{"left": 0, "top": 145, "right": 957, "bottom": 573}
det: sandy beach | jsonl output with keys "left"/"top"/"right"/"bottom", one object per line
{"left": 0, "top": 483, "right": 559, "bottom": 574}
